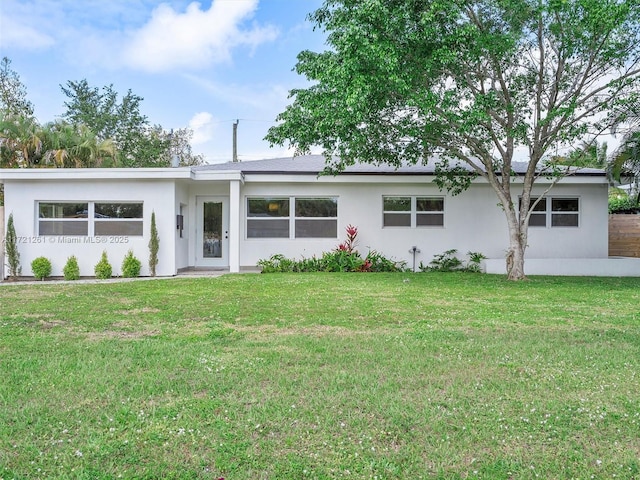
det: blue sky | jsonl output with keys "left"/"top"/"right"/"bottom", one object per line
{"left": 0, "top": 0, "right": 326, "bottom": 163}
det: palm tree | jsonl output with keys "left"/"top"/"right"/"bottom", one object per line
{"left": 41, "top": 121, "right": 117, "bottom": 168}
{"left": 610, "top": 131, "right": 640, "bottom": 203}
{"left": 0, "top": 114, "right": 45, "bottom": 167}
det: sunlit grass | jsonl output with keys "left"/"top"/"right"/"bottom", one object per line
{"left": 1, "top": 273, "right": 639, "bottom": 479}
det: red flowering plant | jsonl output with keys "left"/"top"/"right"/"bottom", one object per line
{"left": 329, "top": 224, "right": 370, "bottom": 271}
{"left": 337, "top": 224, "right": 358, "bottom": 254}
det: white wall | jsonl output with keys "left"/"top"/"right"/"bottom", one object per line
{"left": 237, "top": 180, "right": 609, "bottom": 270}
{"left": 3, "top": 179, "right": 177, "bottom": 277}
{"left": 175, "top": 181, "right": 190, "bottom": 270}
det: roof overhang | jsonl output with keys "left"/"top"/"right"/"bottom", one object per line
{"left": 0, "top": 167, "right": 244, "bottom": 183}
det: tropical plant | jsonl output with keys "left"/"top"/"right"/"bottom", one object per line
{"left": 0, "top": 114, "right": 45, "bottom": 168}
{"left": 425, "top": 249, "right": 464, "bottom": 272}
{"left": 266, "top": 0, "right": 640, "bottom": 280}
{"left": 30, "top": 257, "right": 52, "bottom": 280}
{"left": 465, "top": 251, "right": 488, "bottom": 273}
{"left": 94, "top": 251, "right": 112, "bottom": 279}
{"left": 610, "top": 130, "right": 640, "bottom": 204}
{"left": 63, "top": 255, "right": 81, "bottom": 280}
{"left": 148, "top": 211, "right": 159, "bottom": 276}
{"left": 121, "top": 250, "right": 141, "bottom": 278}
{"left": 4, "top": 212, "right": 20, "bottom": 278}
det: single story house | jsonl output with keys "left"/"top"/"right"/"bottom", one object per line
{"left": 1, "top": 155, "right": 639, "bottom": 278}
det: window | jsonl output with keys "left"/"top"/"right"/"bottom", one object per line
{"left": 247, "top": 197, "right": 338, "bottom": 238}
{"left": 521, "top": 197, "right": 579, "bottom": 227}
{"left": 94, "top": 203, "right": 143, "bottom": 235}
{"left": 38, "top": 203, "right": 89, "bottom": 235}
{"left": 295, "top": 198, "right": 338, "bottom": 238}
{"left": 247, "top": 198, "right": 290, "bottom": 238}
{"left": 551, "top": 198, "right": 579, "bottom": 227}
{"left": 383, "top": 196, "right": 444, "bottom": 228}
{"left": 37, "top": 201, "right": 143, "bottom": 236}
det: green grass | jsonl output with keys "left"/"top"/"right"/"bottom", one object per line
{"left": 1, "top": 273, "right": 639, "bottom": 479}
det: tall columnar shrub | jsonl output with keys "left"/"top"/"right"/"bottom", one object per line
{"left": 149, "top": 211, "right": 159, "bottom": 277}
{"left": 5, "top": 213, "right": 21, "bottom": 279}
{"left": 94, "top": 250, "right": 112, "bottom": 279}
{"left": 63, "top": 255, "right": 81, "bottom": 280}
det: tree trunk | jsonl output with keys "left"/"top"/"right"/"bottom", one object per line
{"left": 505, "top": 217, "right": 527, "bottom": 280}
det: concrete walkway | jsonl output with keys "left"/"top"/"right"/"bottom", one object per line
{"left": 0, "top": 268, "right": 261, "bottom": 287}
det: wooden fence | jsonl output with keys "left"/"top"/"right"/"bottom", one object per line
{"left": 609, "top": 214, "right": 640, "bottom": 257}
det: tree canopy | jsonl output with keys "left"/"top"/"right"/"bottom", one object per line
{"left": 267, "top": 0, "right": 640, "bottom": 279}
{"left": 0, "top": 57, "right": 34, "bottom": 119}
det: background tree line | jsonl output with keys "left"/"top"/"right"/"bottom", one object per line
{"left": 0, "top": 57, "right": 203, "bottom": 170}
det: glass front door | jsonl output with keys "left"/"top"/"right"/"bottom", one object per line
{"left": 197, "top": 197, "right": 228, "bottom": 267}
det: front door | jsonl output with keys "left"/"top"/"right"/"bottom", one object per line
{"left": 196, "top": 197, "right": 229, "bottom": 267}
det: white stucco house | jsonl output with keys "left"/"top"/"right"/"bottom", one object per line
{"left": 1, "top": 155, "right": 639, "bottom": 278}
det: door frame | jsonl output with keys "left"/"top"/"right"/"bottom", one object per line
{"left": 195, "top": 196, "right": 229, "bottom": 267}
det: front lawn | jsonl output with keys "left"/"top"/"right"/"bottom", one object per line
{"left": 1, "top": 273, "right": 639, "bottom": 479}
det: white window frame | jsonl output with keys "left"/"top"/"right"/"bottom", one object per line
{"left": 37, "top": 201, "right": 144, "bottom": 236}
{"left": 37, "top": 202, "right": 90, "bottom": 236}
{"left": 246, "top": 196, "right": 338, "bottom": 239}
{"left": 521, "top": 196, "right": 580, "bottom": 228}
{"left": 94, "top": 202, "right": 144, "bottom": 236}
{"left": 382, "top": 196, "right": 445, "bottom": 228}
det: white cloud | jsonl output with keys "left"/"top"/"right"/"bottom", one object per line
{"left": 123, "top": 0, "right": 279, "bottom": 72}
{"left": 1, "top": 22, "right": 55, "bottom": 50}
{"left": 0, "top": 1, "right": 55, "bottom": 50}
{"left": 188, "top": 111, "right": 216, "bottom": 145}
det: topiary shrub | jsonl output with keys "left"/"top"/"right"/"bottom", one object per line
{"left": 5, "top": 212, "right": 21, "bottom": 279}
{"left": 148, "top": 211, "right": 159, "bottom": 277}
{"left": 63, "top": 255, "right": 81, "bottom": 280}
{"left": 121, "top": 250, "right": 141, "bottom": 278}
{"left": 31, "top": 256, "right": 52, "bottom": 280}
{"left": 94, "top": 251, "right": 112, "bottom": 279}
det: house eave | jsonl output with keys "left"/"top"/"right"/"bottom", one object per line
{"left": 0, "top": 167, "right": 244, "bottom": 183}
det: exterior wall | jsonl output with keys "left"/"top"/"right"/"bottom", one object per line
{"left": 485, "top": 258, "right": 640, "bottom": 276}
{"left": 523, "top": 183, "right": 609, "bottom": 258}
{"left": 3, "top": 179, "right": 177, "bottom": 278}
{"left": 237, "top": 179, "right": 609, "bottom": 269}
{"left": 0, "top": 206, "right": 4, "bottom": 280}
{"left": 1, "top": 172, "right": 610, "bottom": 278}
{"left": 175, "top": 181, "right": 191, "bottom": 270}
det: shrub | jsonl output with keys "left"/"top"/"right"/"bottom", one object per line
{"left": 365, "top": 250, "right": 407, "bottom": 272}
{"left": 424, "top": 249, "right": 463, "bottom": 272}
{"left": 257, "top": 225, "right": 406, "bottom": 273}
{"left": 31, "top": 256, "right": 52, "bottom": 280}
{"left": 320, "top": 249, "right": 365, "bottom": 272}
{"left": 63, "top": 256, "right": 81, "bottom": 280}
{"left": 121, "top": 250, "right": 142, "bottom": 278}
{"left": 420, "top": 249, "right": 487, "bottom": 273}
{"left": 94, "top": 251, "right": 112, "bottom": 279}
{"left": 465, "top": 251, "right": 487, "bottom": 273}
{"left": 5, "top": 213, "right": 21, "bottom": 278}
{"left": 257, "top": 254, "right": 297, "bottom": 273}
{"left": 149, "top": 211, "right": 159, "bottom": 276}
{"left": 609, "top": 195, "right": 639, "bottom": 213}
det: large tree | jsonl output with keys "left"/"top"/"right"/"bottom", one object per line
{"left": 266, "top": 0, "right": 640, "bottom": 279}
{"left": 61, "top": 80, "right": 167, "bottom": 167}
{"left": 0, "top": 57, "right": 34, "bottom": 118}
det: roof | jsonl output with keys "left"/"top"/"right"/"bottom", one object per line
{"left": 194, "top": 155, "right": 605, "bottom": 176}
{"left": 0, "top": 155, "right": 606, "bottom": 183}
